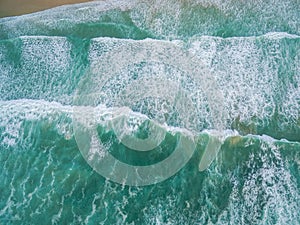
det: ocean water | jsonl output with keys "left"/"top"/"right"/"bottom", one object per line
{"left": 0, "top": 0, "right": 299, "bottom": 224}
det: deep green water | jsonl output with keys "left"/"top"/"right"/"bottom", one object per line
{"left": 0, "top": 0, "right": 299, "bottom": 224}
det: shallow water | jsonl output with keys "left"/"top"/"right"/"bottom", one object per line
{"left": 0, "top": 0, "right": 299, "bottom": 224}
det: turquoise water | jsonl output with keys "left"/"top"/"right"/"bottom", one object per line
{"left": 0, "top": 0, "right": 299, "bottom": 224}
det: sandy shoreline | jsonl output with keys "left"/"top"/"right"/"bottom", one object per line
{"left": 0, "top": 0, "right": 93, "bottom": 18}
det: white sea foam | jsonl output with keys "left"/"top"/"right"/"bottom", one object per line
{"left": 0, "top": 34, "right": 298, "bottom": 132}
{"left": 0, "top": 0, "right": 299, "bottom": 40}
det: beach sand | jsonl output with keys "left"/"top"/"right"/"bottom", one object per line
{"left": 0, "top": 0, "right": 92, "bottom": 18}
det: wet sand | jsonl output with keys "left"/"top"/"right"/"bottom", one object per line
{"left": 0, "top": 0, "right": 92, "bottom": 18}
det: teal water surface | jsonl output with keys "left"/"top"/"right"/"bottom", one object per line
{"left": 0, "top": 0, "right": 299, "bottom": 224}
